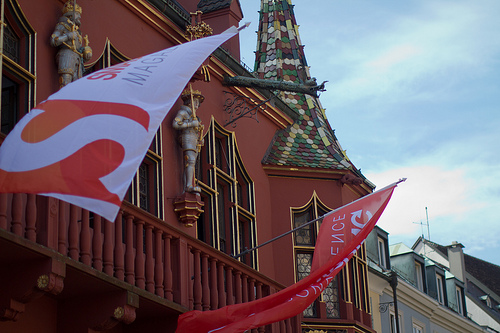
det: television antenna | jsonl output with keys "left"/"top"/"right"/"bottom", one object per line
{"left": 413, "top": 207, "right": 431, "bottom": 240}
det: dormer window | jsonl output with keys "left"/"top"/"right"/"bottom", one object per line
{"left": 480, "top": 295, "right": 492, "bottom": 308}
{"left": 415, "top": 262, "right": 424, "bottom": 292}
{"left": 456, "top": 286, "right": 465, "bottom": 315}
{"left": 378, "top": 236, "right": 388, "bottom": 269}
{"left": 436, "top": 274, "right": 445, "bottom": 304}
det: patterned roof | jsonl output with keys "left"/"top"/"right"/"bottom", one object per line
{"left": 256, "top": 0, "right": 362, "bottom": 175}
{"left": 198, "top": 0, "right": 235, "bottom": 14}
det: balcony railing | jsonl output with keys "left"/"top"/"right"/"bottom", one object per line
{"left": 0, "top": 192, "right": 299, "bottom": 332}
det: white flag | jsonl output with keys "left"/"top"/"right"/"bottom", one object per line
{"left": 0, "top": 26, "right": 240, "bottom": 221}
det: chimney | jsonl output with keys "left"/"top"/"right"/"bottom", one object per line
{"left": 447, "top": 241, "right": 466, "bottom": 283}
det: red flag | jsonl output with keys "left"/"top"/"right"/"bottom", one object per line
{"left": 0, "top": 27, "right": 241, "bottom": 222}
{"left": 176, "top": 180, "right": 403, "bottom": 333}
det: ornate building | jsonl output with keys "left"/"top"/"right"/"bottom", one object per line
{"left": 0, "top": 0, "right": 375, "bottom": 332}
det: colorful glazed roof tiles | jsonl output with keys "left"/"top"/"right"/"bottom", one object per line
{"left": 257, "top": 0, "right": 361, "bottom": 174}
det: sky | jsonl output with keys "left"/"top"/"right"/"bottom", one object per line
{"left": 238, "top": 0, "right": 500, "bottom": 266}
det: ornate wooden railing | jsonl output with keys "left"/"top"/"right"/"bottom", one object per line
{"left": 0, "top": 192, "right": 299, "bottom": 332}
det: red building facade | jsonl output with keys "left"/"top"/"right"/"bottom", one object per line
{"left": 0, "top": 0, "right": 376, "bottom": 332}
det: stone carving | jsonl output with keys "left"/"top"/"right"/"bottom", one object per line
{"left": 50, "top": 1, "right": 92, "bottom": 88}
{"left": 173, "top": 88, "right": 205, "bottom": 193}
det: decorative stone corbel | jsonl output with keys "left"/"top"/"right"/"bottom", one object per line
{"left": 173, "top": 192, "right": 204, "bottom": 227}
{"left": 0, "top": 258, "right": 66, "bottom": 321}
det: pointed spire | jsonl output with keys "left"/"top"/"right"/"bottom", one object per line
{"left": 256, "top": 1, "right": 370, "bottom": 186}
{"left": 255, "top": 0, "right": 309, "bottom": 83}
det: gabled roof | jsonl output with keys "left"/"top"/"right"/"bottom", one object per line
{"left": 415, "top": 237, "right": 500, "bottom": 298}
{"left": 255, "top": 0, "right": 369, "bottom": 182}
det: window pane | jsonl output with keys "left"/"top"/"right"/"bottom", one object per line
{"left": 294, "top": 210, "right": 313, "bottom": 245}
{"left": 3, "top": 24, "right": 20, "bottom": 63}
{"left": 1, "top": 76, "right": 19, "bottom": 135}
{"left": 324, "top": 276, "right": 340, "bottom": 318}
{"left": 415, "top": 262, "right": 423, "bottom": 291}
{"left": 296, "top": 252, "right": 316, "bottom": 317}
{"left": 436, "top": 274, "right": 444, "bottom": 304}
{"left": 217, "top": 184, "right": 227, "bottom": 254}
{"left": 138, "top": 163, "right": 149, "bottom": 211}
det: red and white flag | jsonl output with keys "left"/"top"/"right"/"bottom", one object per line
{"left": 176, "top": 180, "right": 403, "bottom": 333}
{"left": 0, "top": 26, "right": 240, "bottom": 222}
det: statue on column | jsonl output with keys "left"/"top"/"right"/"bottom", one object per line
{"left": 173, "top": 88, "right": 205, "bottom": 193}
{"left": 50, "top": 1, "right": 92, "bottom": 88}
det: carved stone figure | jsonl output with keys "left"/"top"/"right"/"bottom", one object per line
{"left": 173, "top": 88, "right": 205, "bottom": 193}
{"left": 50, "top": 1, "right": 92, "bottom": 88}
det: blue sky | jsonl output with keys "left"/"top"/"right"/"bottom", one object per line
{"left": 238, "top": 0, "right": 500, "bottom": 266}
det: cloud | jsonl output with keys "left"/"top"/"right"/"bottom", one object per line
{"left": 316, "top": 1, "right": 500, "bottom": 110}
{"left": 367, "top": 165, "right": 479, "bottom": 235}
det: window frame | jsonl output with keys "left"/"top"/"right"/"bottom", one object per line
{"left": 412, "top": 318, "right": 425, "bottom": 333}
{"left": 1, "top": 0, "right": 36, "bottom": 137}
{"left": 390, "top": 309, "right": 403, "bottom": 333}
{"left": 436, "top": 273, "right": 445, "bottom": 305}
{"left": 292, "top": 192, "right": 343, "bottom": 319}
{"left": 197, "top": 117, "right": 257, "bottom": 268}
{"left": 456, "top": 285, "right": 464, "bottom": 315}
{"left": 377, "top": 236, "right": 388, "bottom": 269}
{"left": 415, "top": 261, "right": 424, "bottom": 292}
{"left": 88, "top": 42, "right": 165, "bottom": 219}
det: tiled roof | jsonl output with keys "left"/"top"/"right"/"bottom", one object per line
{"left": 198, "top": 0, "right": 233, "bottom": 14}
{"left": 465, "top": 254, "right": 500, "bottom": 297}
{"left": 255, "top": 0, "right": 364, "bottom": 176}
{"left": 419, "top": 238, "right": 500, "bottom": 297}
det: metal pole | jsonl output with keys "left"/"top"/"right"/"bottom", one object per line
{"left": 233, "top": 178, "right": 406, "bottom": 259}
{"left": 233, "top": 214, "right": 323, "bottom": 259}
{"left": 390, "top": 271, "right": 400, "bottom": 333}
{"left": 425, "top": 206, "right": 430, "bottom": 240}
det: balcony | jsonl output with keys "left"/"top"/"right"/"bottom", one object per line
{"left": 0, "top": 192, "right": 299, "bottom": 332}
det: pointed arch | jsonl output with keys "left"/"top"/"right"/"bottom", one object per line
{"left": 196, "top": 117, "right": 258, "bottom": 268}
{"left": 85, "top": 39, "right": 164, "bottom": 218}
{"left": 291, "top": 191, "right": 340, "bottom": 319}
{"left": 0, "top": 0, "right": 36, "bottom": 135}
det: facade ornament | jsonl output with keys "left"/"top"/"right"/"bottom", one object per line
{"left": 173, "top": 86, "right": 205, "bottom": 193}
{"left": 223, "top": 75, "right": 327, "bottom": 98}
{"left": 50, "top": 0, "right": 92, "bottom": 88}
{"left": 173, "top": 193, "right": 204, "bottom": 228}
{"left": 186, "top": 11, "right": 213, "bottom": 41}
{"left": 186, "top": 11, "right": 212, "bottom": 82}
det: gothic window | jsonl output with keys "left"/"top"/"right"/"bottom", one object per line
{"left": 292, "top": 193, "right": 340, "bottom": 319}
{"left": 197, "top": 118, "right": 257, "bottom": 268}
{"left": 125, "top": 133, "right": 163, "bottom": 218}
{"left": 1, "top": 0, "right": 36, "bottom": 136}
{"left": 88, "top": 41, "right": 164, "bottom": 218}
{"left": 83, "top": 39, "right": 128, "bottom": 75}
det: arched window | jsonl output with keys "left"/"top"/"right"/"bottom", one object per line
{"left": 0, "top": 0, "right": 36, "bottom": 136}
{"left": 86, "top": 40, "right": 163, "bottom": 218}
{"left": 292, "top": 193, "right": 340, "bottom": 319}
{"left": 196, "top": 118, "right": 257, "bottom": 268}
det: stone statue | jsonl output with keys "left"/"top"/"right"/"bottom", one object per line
{"left": 173, "top": 88, "right": 205, "bottom": 193}
{"left": 50, "top": 1, "right": 92, "bottom": 88}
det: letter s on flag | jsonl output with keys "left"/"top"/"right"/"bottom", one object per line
{"left": 0, "top": 26, "right": 241, "bottom": 222}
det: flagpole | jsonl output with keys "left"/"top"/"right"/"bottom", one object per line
{"left": 233, "top": 178, "right": 406, "bottom": 259}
